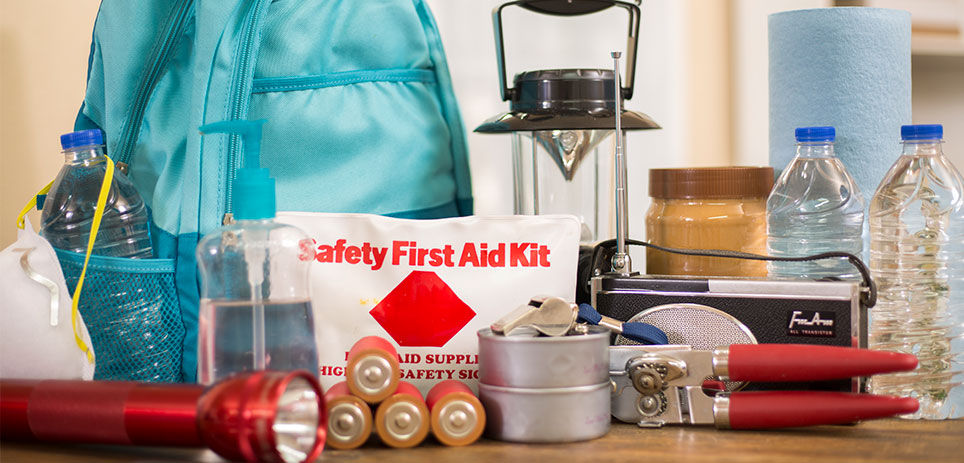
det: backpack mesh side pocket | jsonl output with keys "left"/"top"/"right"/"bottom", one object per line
{"left": 56, "top": 250, "right": 184, "bottom": 382}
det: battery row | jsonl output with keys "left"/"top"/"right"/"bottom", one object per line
{"left": 326, "top": 336, "right": 485, "bottom": 449}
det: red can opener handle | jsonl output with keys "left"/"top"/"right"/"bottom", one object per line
{"left": 721, "top": 391, "right": 919, "bottom": 429}
{"left": 723, "top": 344, "right": 918, "bottom": 382}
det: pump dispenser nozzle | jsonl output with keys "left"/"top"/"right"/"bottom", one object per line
{"left": 199, "top": 119, "right": 275, "bottom": 220}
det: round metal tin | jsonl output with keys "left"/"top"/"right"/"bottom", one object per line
{"left": 478, "top": 326, "right": 610, "bottom": 388}
{"left": 478, "top": 382, "right": 611, "bottom": 443}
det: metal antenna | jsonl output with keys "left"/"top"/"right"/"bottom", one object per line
{"left": 611, "top": 51, "right": 631, "bottom": 275}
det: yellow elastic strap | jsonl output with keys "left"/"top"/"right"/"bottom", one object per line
{"left": 69, "top": 156, "right": 116, "bottom": 365}
{"left": 17, "top": 181, "right": 54, "bottom": 230}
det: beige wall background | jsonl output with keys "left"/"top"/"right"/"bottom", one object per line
{"left": 1, "top": 1, "right": 961, "bottom": 248}
{"left": 0, "top": 0, "right": 100, "bottom": 244}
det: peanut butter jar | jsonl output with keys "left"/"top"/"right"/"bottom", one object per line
{"left": 646, "top": 167, "right": 774, "bottom": 277}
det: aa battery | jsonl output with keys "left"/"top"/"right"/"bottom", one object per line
{"left": 374, "top": 381, "right": 430, "bottom": 448}
{"left": 425, "top": 380, "right": 485, "bottom": 447}
{"left": 324, "top": 381, "right": 372, "bottom": 450}
{"left": 346, "top": 336, "right": 401, "bottom": 404}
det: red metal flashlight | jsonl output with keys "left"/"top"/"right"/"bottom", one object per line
{"left": 0, "top": 370, "right": 326, "bottom": 463}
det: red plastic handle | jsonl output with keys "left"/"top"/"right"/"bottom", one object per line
{"left": 726, "top": 344, "right": 917, "bottom": 382}
{"left": 725, "top": 391, "right": 918, "bottom": 429}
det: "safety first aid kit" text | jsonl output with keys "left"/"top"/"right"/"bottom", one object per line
{"left": 313, "top": 239, "right": 551, "bottom": 270}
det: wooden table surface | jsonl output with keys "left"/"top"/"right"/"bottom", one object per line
{"left": 2, "top": 419, "right": 961, "bottom": 463}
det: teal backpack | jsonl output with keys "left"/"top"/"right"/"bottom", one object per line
{"left": 70, "top": 0, "right": 472, "bottom": 382}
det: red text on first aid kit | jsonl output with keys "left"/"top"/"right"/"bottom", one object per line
{"left": 313, "top": 239, "right": 552, "bottom": 270}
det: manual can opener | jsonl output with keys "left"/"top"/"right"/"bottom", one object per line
{"left": 610, "top": 344, "right": 919, "bottom": 429}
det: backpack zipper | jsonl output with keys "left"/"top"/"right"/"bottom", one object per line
{"left": 222, "top": 0, "right": 272, "bottom": 221}
{"left": 114, "top": 0, "right": 194, "bottom": 169}
{"left": 250, "top": 69, "right": 436, "bottom": 93}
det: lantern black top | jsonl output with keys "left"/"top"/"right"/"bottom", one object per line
{"left": 475, "top": 68, "right": 659, "bottom": 133}
{"left": 512, "top": 69, "right": 616, "bottom": 113}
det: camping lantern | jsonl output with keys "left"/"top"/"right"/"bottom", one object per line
{"left": 475, "top": 0, "right": 659, "bottom": 244}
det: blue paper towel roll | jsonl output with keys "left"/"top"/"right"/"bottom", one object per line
{"left": 769, "top": 8, "right": 911, "bottom": 198}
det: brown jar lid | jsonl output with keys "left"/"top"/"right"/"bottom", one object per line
{"left": 649, "top": 166, "right": 774, "bottom": 199}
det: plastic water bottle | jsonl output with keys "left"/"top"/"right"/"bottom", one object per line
{"left": 869, "top": 124, "right": 964, "bottom": 419}
{"left": 767, "top": 126, "right": 864, "bottom": 279}
{"left": 41, "top": 129, "right": 152, "bottom": 258}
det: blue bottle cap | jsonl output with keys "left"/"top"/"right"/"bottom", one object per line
{"left": 60, "top": 129, "right": 104, "bottom": 150}
{"left": 901, "top": 124, "right": 943, "bottom": 141}
{"left": 795, "top": 126, "right": 835, "bottom": 143}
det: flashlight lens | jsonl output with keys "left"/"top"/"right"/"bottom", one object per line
{"left": 273, "top": 377, "right": 321, "bottom": 463}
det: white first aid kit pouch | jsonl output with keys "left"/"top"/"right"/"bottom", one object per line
{"left": 0, "top": 217, "right": 95, "bottom": 380}
{"left": 277, "top": 212, "right": 580, "bottom": 394}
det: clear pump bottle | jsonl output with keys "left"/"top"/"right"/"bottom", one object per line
{"left": 196, "top": 120, "right": 319, "bottom": 385}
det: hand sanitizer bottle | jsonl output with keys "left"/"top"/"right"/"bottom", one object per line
{"left": 195, "top": 120, "right": 318, "bottom": 385}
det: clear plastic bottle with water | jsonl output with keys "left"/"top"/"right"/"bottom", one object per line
{"left": 869, "top": 124, "right": 964, "bottom": 419}
{"left": 41, "top": 129, "right": 152, "bottom": 258}
{"left": 767, "top": 126, "right": 865, "bottom": 279}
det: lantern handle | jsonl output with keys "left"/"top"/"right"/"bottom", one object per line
{"left": 492, "top": 0, "right": 642, "bottom": 102}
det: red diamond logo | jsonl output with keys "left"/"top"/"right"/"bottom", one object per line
{"left": 370, "top": 271, "right": 476, "bottom": 347}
